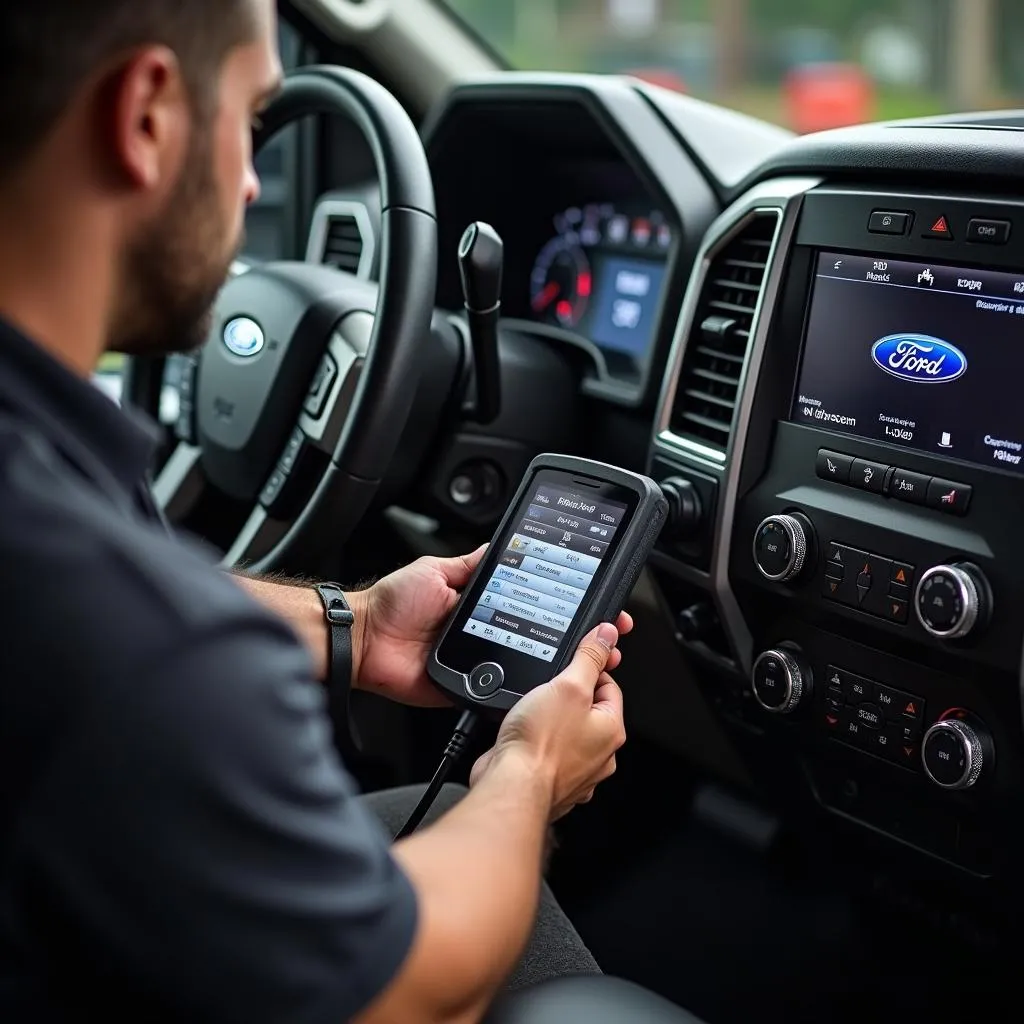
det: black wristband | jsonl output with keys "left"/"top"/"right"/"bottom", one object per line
{"left": 314, "top": 583, "right": 361, "bottom": 759}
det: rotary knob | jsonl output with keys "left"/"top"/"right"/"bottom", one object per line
{"left": 751, "top": 647, "right": 809, "bottom": 714}
{"left": 752, "top": 514, "right": 811, "bottom": 583}
{"left": 922, "top": 717, "right": 988, "bottom": 790}
{"left": 914, "top": 563, "right": 988, "bottom": 639}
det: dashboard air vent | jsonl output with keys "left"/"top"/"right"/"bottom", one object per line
{"left": 306, "top": 199, "right": 374, "bottom": 279}
{"left": 669, "top": 212, "right": 779, "bottom": 454}
{"left": 320, "top": 213, "right": 364, "bottom": 273}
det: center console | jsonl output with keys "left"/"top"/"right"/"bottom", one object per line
{"left": 649, "top": 182, "right": 1024, "bottom": 886}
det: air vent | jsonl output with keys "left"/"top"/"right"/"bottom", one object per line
{"left": 306, "top": 200, "right": 374, "bottom": 278}
{"left": 668, "top": 212, "right": 778, "bottom": 453}
{"left": 321, "top": 214, "right": 363, "bottom": 272}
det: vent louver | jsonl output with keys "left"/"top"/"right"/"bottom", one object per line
{"left": 320, "top": 213, "right": 365, "bottom": 274}
{"left": 669, "top": 212, "right": 779, "bottom": 454}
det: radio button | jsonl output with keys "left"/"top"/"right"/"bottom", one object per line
{"left": 890, "top": 468, "right": 931, "bottom": 505}
{"left": 816, "top": 448, "right": 853, "bottom": 483}
{"left": 850, "top": 458, "right": 889, "bottom": 494}
{"left": 925, "top": 477, "right": 972, "bottom": 516}
{"left": 884, "top": 596, "right": 910, "bottom": 624}
{"left": 966, "top": 217, "right": 1010, "bottom": 245}
{"left": 891, "top": 561, "right": 915, "bottom": 587}
{"left": 855, "top": 702, "right": 884, "bottom": 729}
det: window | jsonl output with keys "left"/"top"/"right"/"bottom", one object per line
{"left": 244, "top": 19, "right": 307, "bottom": 263}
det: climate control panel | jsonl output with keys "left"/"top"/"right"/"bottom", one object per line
{"left": 748, "top": 650, "right": 995, "bottom": 789}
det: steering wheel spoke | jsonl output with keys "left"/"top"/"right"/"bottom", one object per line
{"left": 152, "top": 441, "right": 207, "bottom": 522}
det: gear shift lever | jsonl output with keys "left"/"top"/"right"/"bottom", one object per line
{"left": 458, "top": 222, "right": 503, "bottom": 425}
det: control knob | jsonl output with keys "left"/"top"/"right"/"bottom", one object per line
{"left": 751, "top": 647, "right": 810, "bottom": 714}
{"left": 752, "top": 514, "right": 811, "bottom": 583}
{"left": 661, "top": 477, "right": 703, "bottom": 538}
{"left": 922, "top": 714, "right": 991, "bottom": 790}
{"left": 914, "top": 562, "right": 989, "bottom": 639}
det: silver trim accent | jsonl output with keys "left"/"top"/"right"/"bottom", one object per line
{"left": 922, "top": 719, "right": 983, "bottom": 789}
{"left": 752, "top": 514, "right": 807, "bottom": 583}
{"left": 151, "top": 442, "right": 205, "bottom": 521}
{"left": 653, "top": 177, "right": 820, "bottom": 670}
{"left": 751, "top": 648, "right": 804, "bottom": 714}
{"left": 305, "top": 198, "right": 376, "bottom": 280}
{"left": 915, "top": 564, "right": 980, "bottom": 639}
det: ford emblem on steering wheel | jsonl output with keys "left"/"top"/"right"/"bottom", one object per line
{"left": 222, "top": 317, "right": 265, "bottom": 358}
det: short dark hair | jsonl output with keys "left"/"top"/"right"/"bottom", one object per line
{"left": 0, "top": 0, "right": 257, "bottom": 179}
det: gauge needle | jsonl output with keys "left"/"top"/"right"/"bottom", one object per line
{"left": 532, "top": 280, "right": 561, "bottom": 312}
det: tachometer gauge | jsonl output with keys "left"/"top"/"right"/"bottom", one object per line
{"left": 529, "top": 236, "right": 592, "bottom": 329}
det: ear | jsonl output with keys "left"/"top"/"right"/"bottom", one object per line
{"left": 109, "top": 46, "right": 191, "bottom": 192}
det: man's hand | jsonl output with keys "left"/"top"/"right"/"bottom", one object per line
{"left": 353, "top": 550, "right": 633, "bottom": 709}
{"left": 470, "top": 621, "right": 629, "bottom": 820}
{"left": 350, "top": 548, "right": 488, "bottom": 707}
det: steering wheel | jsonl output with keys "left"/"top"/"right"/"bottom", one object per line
{"left": 143, "top": 66, "right": 437, "bottom": 571}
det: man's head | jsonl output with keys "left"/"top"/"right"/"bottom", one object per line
{"left": 0, "top": 0, "right": 283, "bottom": 359}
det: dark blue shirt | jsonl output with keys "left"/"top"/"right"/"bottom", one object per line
{"left": 0, "top": 320, "right": 416, "bottom": 1022}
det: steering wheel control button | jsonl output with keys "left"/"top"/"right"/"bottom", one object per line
{"left": 923, "top": 719, "right": 984, "bottom": 789}
{"left": 924, "top": 477, "right": 972, "bottom": 516}
{"left": 260, "top": 468, "right": 287, "bottom": 511}
{"left": 966, "top": 217, "right": 1011, "bottom": 245}
{"left": 304, "top": 353, "right": 338, "bottom": 418}
{"left": 868, "top": 210, "right": 911, "bottom": 235}
{"left": 279, "top": 428, "right": 306, "bottom": 474}
{"left": 174, "top": 358, "right": 199, "bottom": 444}
{"left": 816, "top": 449, "right": 853, "bottom": 483}
{"left": 890, "top": 468, "right": 930, "bottom": 505}
{"left": 752, "top": 515, "right": 809, "bottom": 583}
{"left": 467, "top": 662, "right": 504, "bottom": 700}
{"left": 850, "top": 458, "right": 889, "bottom": 494}
{"left": 751, "top": 648, "right": 808, "bottom": 715}
{"left": 915, "top": 563, "right": 987, "bottom": 639}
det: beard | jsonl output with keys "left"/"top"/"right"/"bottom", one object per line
{"left": 110, "top": 120, "right": 241, "bottom": 356}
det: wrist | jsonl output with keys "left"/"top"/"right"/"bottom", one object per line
{"left": 489, "top": 745, "right": 557, "bottom": 814}
{"left": 344, "top": 586, "right": 370, "bottom": 689}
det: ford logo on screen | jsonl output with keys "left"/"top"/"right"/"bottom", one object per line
{"left": 222, "top": 317, "right": 265, "bottom": 358}
{"left": 870, "top": 333, "right": 967, "bottom": 384}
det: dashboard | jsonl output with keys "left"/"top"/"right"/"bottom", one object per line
{"left": 323, "top": 74, "right": 1024, "bottom": 938}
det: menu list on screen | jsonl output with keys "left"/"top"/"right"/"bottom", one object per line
{"left": 462, "top": 484, "right": 628, "bottom": 663}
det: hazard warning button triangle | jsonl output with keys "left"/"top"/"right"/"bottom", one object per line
{"left": 924, "top": 214, "right": 953, "bottom": 239}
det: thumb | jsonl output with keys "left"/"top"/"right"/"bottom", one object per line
{"left": 437, "top": 545, "right": 488, "bottom": 588}
{"left": 560, "top": 623, "right": 618, "bottom": 692}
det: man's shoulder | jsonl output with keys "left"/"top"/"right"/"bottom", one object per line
{"left": 0, "top": 411, "right": 307, "bottom": 699}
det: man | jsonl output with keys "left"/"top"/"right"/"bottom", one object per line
{"left": 0, "top": 2, "right": 648, "bottom": 1021}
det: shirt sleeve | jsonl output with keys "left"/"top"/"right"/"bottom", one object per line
{"left": 16, "top": 604, "right": 418, "bottom": 1024}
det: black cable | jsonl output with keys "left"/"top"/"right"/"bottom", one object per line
{"left": 394, "top": 710, "right": 480, "bottom": 840}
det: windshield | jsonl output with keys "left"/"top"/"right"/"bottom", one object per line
{"left": 444, "top": 0, "right": 1017, "bottom": 132}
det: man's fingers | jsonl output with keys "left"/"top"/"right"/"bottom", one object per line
{"left": 616, "top": 611, "right": 634, "bottom": 636}
{"left": 593, "top": 673, "right": 624, "bottom": 719}
{"left": 561, "top": 623, "right": 618, "bottom": 688}
{"left": 436, "top": 545, "right": 488, "bottom": 588}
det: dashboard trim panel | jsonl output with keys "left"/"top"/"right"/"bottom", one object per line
{"left": 652, "top": 176, "right": 820, "bottom": 668}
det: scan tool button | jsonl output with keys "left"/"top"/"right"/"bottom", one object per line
{"left": 468, "top": 662, "right": 505, "bottom": 700}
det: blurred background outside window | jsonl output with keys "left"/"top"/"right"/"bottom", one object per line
{"left": 445, "top": 0, "right": 1018, "bottom": 132}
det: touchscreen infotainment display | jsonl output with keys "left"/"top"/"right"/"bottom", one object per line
{"left": 792, "top": 251, "right": 1024, "bottom": 473}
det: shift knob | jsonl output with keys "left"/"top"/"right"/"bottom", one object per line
{"left": 458, "top": 222, "right": 504, "bottom": 312}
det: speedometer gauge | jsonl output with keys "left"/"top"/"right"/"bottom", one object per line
{"left": 529, "top": 236, "right": 592, "bottom": 329}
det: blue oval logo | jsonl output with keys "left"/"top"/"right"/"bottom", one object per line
{"left": 870, "top": 333, "right": 966, "bottom": 384}
{"left": 222, "top": 317, "right": 265, "bottom": 358}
